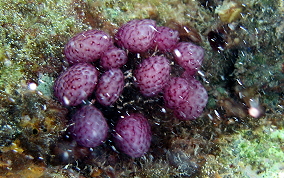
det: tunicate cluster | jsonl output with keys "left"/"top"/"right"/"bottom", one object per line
{"left": 53, "top": 19, "right": 208, "bottom": 157}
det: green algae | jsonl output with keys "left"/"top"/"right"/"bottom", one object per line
{"left": 0, "top": 0, "right": 89, "bottom": 132}
{"left": 203, "top": 124, "right": 284, "bottom": 178}
{"left": 0, "top": 0, "right": 87, "bottom": 96}
{"left": 0, "top": 0, "right": 85, "bottom": 148}
{"left": 86, "top": 0, "right": 214, "bottom": 28}
{"left": 0, "top": 0, "right": 283, "bottom": 177}
{"left": 36, "top": 74, "right": 54, "bottom": 98}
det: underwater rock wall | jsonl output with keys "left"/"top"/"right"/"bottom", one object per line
{"left": 0, "top": 0, "right": 283, "bottom": 177}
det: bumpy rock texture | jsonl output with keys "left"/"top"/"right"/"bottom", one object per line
{"left": 2, "top": 0, "right": 283, "bottom": 177}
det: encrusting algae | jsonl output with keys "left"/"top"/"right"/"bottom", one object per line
{"left": 0, "top": 0, "right": 283, "bottom": 177}
{"left": 215, "top": 0, "right": 243, "bottom": 23}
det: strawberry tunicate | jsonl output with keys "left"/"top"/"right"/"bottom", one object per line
{"left": 53, "top": 63, "right": 99, "bottom": 106}
{"left": 173, "top": 42, "right": 204, "bottom": 75}
{"left": 114, "top": 113, "right": 151, "bottom": 158}
{"left": 163, "top": 77, "right": 208, "bottom": 120}
{"left": 69, "top": 105, "right": 109, "bottom": 147}
{"left": 163, "top": 77, "right": 190, "bottom": 109}
{"left": 134, "top": 56, "right": 170, "bottom": 97}
{"left": 154, "top": 26, "right": 179, "bottom": 52}
{"left": 95, "top": 68, "right": 125, "bottom": 106}
{"left": 115, "top": 19, "right": 157, "bottom": 53}
{"left": 64, "top": 30, "right": 113, "bottom": 64}
{"left": 100, "top": 47, "right": 128, "bottom": 69}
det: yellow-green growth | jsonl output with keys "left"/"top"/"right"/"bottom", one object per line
{"left": 0, "top": 0, "right": 87, "bottom": 96}
{"left": 203, "top": 125, "right": 284, "bottom": 177}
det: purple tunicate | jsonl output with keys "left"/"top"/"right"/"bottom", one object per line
{"left": 163, "top": 77, "right": 190, "bottom": 109}
{"left": 134, "top": 56, "right": 170, "bottom": 97}
{"left": 173, "top": 42, "right": 204, "bottom": 75}
{"left": 64, "top": 30, "right": 113, "bottom": 64}
{"left": 154, "top": 26, "right": 179, "bottom": 52}
{"left": 163, "top": 77, "right": 208, "bottom": 120}
{"left": 100, "top": 47, "right": 128, "bottom": 69}
{"left": 69, "top": 105, "right": 109, "bottom": 147}
{"left": 95, "top": 68, "right": 125, "bottom": 106}
{"left": 114, "top": 113, "right": 151, "bottom": 158}
{"left": 53, "top": 63, "right": 99, "bottom": 106}
{"left": 115, "top": 19, "right": 157, "bottom": 53}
